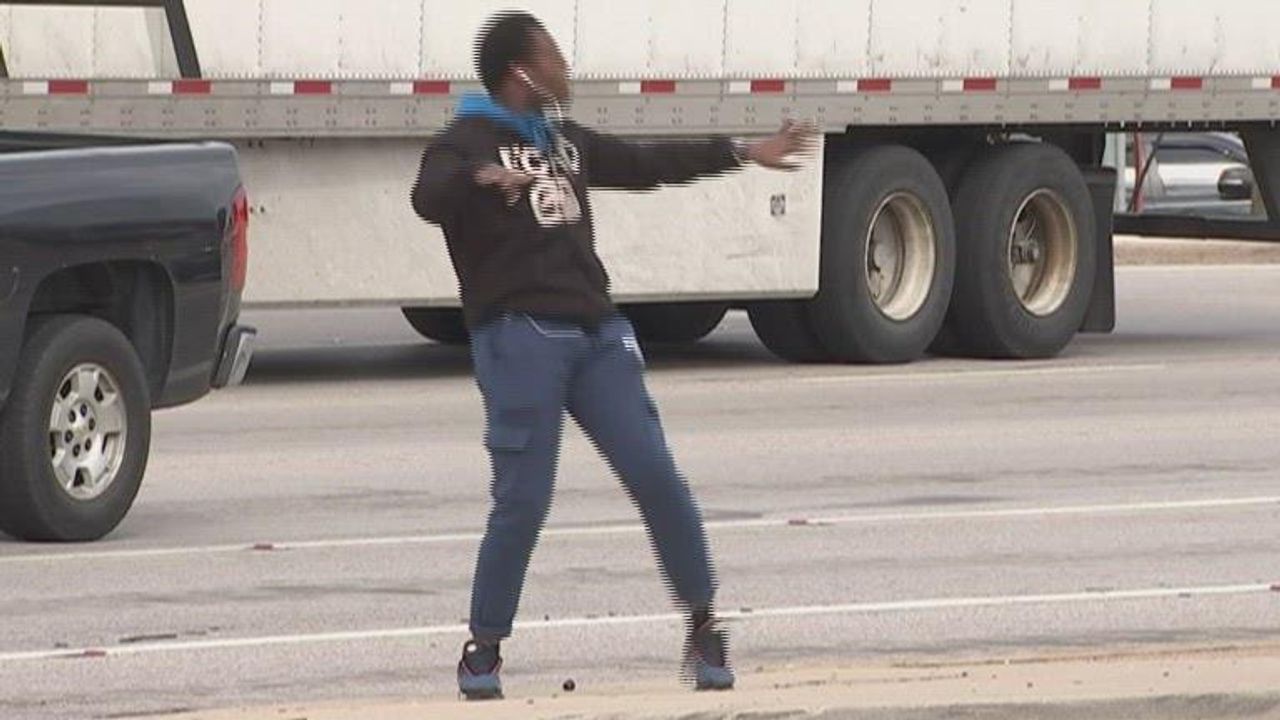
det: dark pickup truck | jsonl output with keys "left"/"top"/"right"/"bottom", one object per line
{"left": 0, "top": 134, "right": 255, "bottom": 542}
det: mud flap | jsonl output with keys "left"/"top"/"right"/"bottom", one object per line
{"left": 1081, "top": 167, "right": 1117, "bottom": 334}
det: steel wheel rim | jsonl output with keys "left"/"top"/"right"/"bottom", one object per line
{"left": 864, "top": 192, "right": 938, "bottom": 321}
{"left": 1008, "top": 189, "right": 1078, "bottom": 317}
{"left": 48, "top": 363, "right": 128, "bottom": 501}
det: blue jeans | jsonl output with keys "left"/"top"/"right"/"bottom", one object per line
{"left": 467, "top": 311, "right": 716, "bottom": 640}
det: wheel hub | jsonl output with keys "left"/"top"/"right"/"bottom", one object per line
{"left": 1007, "top": 189, "right": 1078, "bottom": 317}
{"left": 1011, "top": 237, "right": 1043, "bottom": 265}
{"left": 864, "top": 192, "right": 938, "bottom": 322}
{"left": 48, "top": 364, "right": 127, "bottom": 501}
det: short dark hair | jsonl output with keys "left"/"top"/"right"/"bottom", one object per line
{"left": 476, "top": 12, "right": 546, "bottom": 95}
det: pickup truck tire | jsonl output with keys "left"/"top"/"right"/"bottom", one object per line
{"left": 747, "top": 301, "right": 832, "bottom": 363}
{"left": 402, "top": 307, "right": 469, "bottom": 345}
{"left": 0, "top": 316, "right": 151, "bottom": 542}
{"left": 948, "top": 143, "right": 1097, "bottom": 359}
{"left": 807, "top": 145, "right": 957, "bottom": 364}
{"left": 623, "top": 302, "right": 729, "bottom": 344}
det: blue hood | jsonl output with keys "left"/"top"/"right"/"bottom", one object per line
{"left": 456, "top": 93, "right": 554, "bottom": 154}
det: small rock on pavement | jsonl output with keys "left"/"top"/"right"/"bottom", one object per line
{"left": 563, "top": 678, "right": 576, "bottom": 692}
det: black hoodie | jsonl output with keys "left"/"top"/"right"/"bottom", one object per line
{"left": 411, "top": 117, "right": 742, "bottom": 330}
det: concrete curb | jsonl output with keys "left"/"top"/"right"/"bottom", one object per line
{"left": 757, "top": 695, "right": 1280, "bottom": 720}
{"left": 1115, "top": 235, "right": 1280, "bottom": 266}
{"left": 128, "top": 643, "right": 1280, "bottom": 720}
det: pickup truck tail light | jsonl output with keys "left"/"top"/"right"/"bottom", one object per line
{"left": 229, "top": 186, "right": 249, "bottom": 294}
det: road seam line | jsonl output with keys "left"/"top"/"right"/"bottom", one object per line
{"left": 2, "top": 496, "right": 1276, "bottom": 564}
{"left": 794, "top": 363, "right": 1166, "bottom": 384}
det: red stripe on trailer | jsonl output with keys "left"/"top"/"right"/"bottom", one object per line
{"left": 294, "top": 81, "right": 333, "bottom": 95}
{"left": 858, "top": 78, "right": 892, "bottom": 93}
{"left": 48, "top": 80, "right": 89, "bottom": 95}
{"left": 1171, "top": 76, "right": 1203, "bottom": 91}
{"left": 1069, "top": 77, "right": 1102, "bottom": 91}
{"left": 1271, "top": 77, "right": 1280, "bottom": 90}
{"left": 641, "top": 80, "right": 677, "bottom": 94}
{"left": 751, "top": 79, "right": 786, "bottom": 93}
{"left": 963, "top": 78, "right": 997, "bottom": 92}
{"left": 173, "top": 79, "right": 212, "bottom": 95}
{"left": 413, "top": 80, "right": 451, "bottom": 95}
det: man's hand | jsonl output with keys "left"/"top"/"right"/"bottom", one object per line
{"left": 745, "top": 120, "right": 820, "bottom": 171}
{"left": 475, "top": 164, "right": 534, "bottom": 205}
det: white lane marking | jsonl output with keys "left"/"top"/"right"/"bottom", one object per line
{"left": 797, "top": 363, "right": 1165, "bottom": 384}
{"left": 1, "top": 496, "right": 1276, "bottom": 565}
{"left": 0, "top": 582, "right": 1271, "bottom": 663}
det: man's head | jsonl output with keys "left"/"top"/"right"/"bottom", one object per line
{"left": 476, "top": 12, "right": 571, "bottom": 110}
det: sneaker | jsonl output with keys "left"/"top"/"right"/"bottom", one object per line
{"left": 685, "top": 617, "right": 735, "bottom": 691}
{"left": 457, "top": 639, "right": 503, "bottom": 700}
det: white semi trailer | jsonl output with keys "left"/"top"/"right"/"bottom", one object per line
{"left": 4, "top": 0, "right": 1280, "bottom": 362}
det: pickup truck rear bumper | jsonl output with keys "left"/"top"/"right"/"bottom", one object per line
{"left": 212, "top": 324, "right": 256, "bottom": 389}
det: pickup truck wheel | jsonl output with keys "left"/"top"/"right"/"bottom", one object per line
{"left": 807, "top": 145, "right": 957, "bottom": 363}
{"left": 402, "top": 307, "right": 469, "bottom": 345}
{"left": 948, "top": 143, "right": 1097, "bottom": 358}
{"left": 622, "top": 302, "right": 729, "bottom": 344}
{"left": 0, "top": 316, "right": 151, "bottom": 542}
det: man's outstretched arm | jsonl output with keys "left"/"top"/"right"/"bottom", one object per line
{"left": 578, "top": 120, "right": 818, "bottom": 191}
{"left": 411, "top": 142, "right": 476, "bottom": 225}
{"left": 412, "top": 140, "right": 536, "bottom": 225}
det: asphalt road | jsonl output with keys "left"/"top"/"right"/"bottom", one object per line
{"left": 1, "top": 265, "right": 1278, "bottom": 720}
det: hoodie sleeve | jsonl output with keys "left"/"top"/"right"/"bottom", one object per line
{"left": 573, "top": 124, "right": 743, "bottom": 191}
{"left": 410, "top": 136, "right": 479, "bottom": 226}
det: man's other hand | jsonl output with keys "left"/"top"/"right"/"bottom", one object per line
{"left": 475, "top": 164, "right": 535, "bottom": 205}
{"left": 746, "top": 120, "right": 820, "bottom": 171}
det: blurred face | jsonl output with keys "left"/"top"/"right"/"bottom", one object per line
{"left": 516, "top": 29, "right": 571, "bottom": 106}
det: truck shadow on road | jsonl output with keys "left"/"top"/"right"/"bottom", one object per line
{"left": 240, "top": 328, "right": 1265, "bottom": 387}
{"left": 244, "top": 343, "right": 473, "bottom": 384}
{"left": 243, "top": 337, "right": 782, "bottom": 386}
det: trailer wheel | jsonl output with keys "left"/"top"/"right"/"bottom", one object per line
{"left": 402, "top": 307, "right": 469, "bottom": 345}
{"left": 927, "top": 141, "right": 987, "bottom": 198}
{"left": 0, "top": 316, "right": 151, "bottom": 542}
{"left": 747, "top": 301, "right": 831, "bottom": 363}
{"left": 622, "top": 302, "right": 729, "bottom": 344}
{"left": 948, "top": 143, "right": 1097, "bottom": 359}
{"left": 807, "top": 145, "right": 956, "bottom": 363}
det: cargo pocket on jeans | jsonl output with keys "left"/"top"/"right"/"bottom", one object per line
{"left": 484, "top": 407, "right": 536, "bottom": 452}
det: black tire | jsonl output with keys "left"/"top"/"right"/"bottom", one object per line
{"left": 928, "top": 142, "right": 987, "bottom": 198}
{"left": 807, "top": 145, "right": 957, "bottom": 364}
{"left": 402, "top": 307, "right": 470, "bottom": 345}
{"left": 0, "top": 316, "right": 151, "bottom": 542}
{"left": 926, "top": 321, "right": 964, "bottom": 357}
{"left": 948, "top": 143, "right": 1097, "bottom": 359}
{"left": 622, "top": 302, "right": 729, "bottom": 345}
{"left": 925, "top": 142, "right": 989, "bottom": 357}
{"left": 747, "top": 300, "right": 831, "bottom": 363}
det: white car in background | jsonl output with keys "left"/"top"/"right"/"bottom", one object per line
{"left": 1123, "top": 132, "right": 1258, "bottom": 217}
